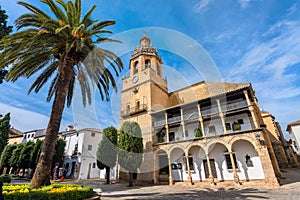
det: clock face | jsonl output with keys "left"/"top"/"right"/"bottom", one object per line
{"left": 132, "top": 76, "right": 139, "bottom": 83}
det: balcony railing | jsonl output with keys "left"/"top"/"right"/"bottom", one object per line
{"left": 168, "top": 116, "right": 181, "bottom": 124}
{"left": 183, "top": 112, "right": 199, "bottom": 120}
{"left": 153, "top": 119, "right": 165, "bottom": 128}
{"left": 121, "top": 104, "right": 147, "bottom": 117}
{"left": 221, "top": 100, "right": 248, "bottom": 112}
{"left": 152, "top": 101, "right": 249, "bottom": 127}
{"left": 201, "top": 107, "right": 219, "bottom": 116}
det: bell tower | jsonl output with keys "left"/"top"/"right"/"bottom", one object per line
{"left": 119, "top": 33, "right": 168, "bottom": 182}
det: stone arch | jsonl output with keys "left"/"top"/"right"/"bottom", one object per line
{"left": 206, "top": 138, "right": 230, "bottom": 154}
{"left": 228, "top": 135, "right": 257, "bottom": 152}
{"left": 187, "top": 145, "right": 206, "bottom": 182}
{"left": 206, "top": 142, "right": 229, "bottom": 181}
{"left": 186, "top": 143, "right": 205, "bottom": 153}
{"left": 145, "top": 59, "right": 151, "bottom": 69}
{"left": 133, "top": 61, "right": 138, "bottom": 73}
{"left": 168, "top": 144, "right": 185, "bottom": 155}
{"left": 230, "top": 139, "right": 264, "bottom": 181}
{"left": 169, "top": 147, "right": 185, "bottom": 182}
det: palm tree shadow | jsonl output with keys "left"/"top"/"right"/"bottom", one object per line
{"left": 101, "top": 187, "right": 269, "bottom": 199}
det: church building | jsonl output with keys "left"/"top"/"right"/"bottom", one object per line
{"left": 119, "top": 34, "right": 280, "bottom": 186}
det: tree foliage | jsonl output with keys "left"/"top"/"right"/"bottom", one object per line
{"left": 0, "top": 6, "right": 12, "bottom": 84}
{"left": 52, "top": 138, "right": 66, "bottom": 169}
{"left": 118, "top": 121, "right": 143, "bottom": 186}
{"left": 96, "top": 126, "right": 118, "bottom": 184}
{"left": 0, "top": 144, "right": 17, "bottom": 172}
{"left": 18, "top": 141, "right": 35, "bottom": 170}
{"left": 30, "top": 140, "right": 43, "bottom": 169}
{"left": 0, "top": 0, "right": 123, "bottom": 188}
{"left": 97, "top": 126, "right": 118, "bottom": 169}
{"left": 9, "top": 143, "right": 24, "bottom": 171}
{"left": 0, "top": 113, "right": 10, "bottom": 155}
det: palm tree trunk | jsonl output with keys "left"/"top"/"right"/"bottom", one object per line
{"left": 31, "top": 56, "right": 74, "bottom": 189}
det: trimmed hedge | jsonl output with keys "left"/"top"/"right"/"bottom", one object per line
{"left": 0, "top": 174, "right": 12, "bottom": 183}
{"left": 2, "top": 184, "right": 94, "bottom": 200}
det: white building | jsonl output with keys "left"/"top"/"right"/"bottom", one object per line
{"left": 60, "top": 128, "right": 117, "bottom": 181}
{"left": 287, "top": 120, "right": 300, "bottom": 155}
{"left": 22, "top": 129, "right": 46, "bottom": 143}
{"left": 19, "top": 126, "right": 117, "bottom": 181}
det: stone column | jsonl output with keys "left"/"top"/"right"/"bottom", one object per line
{"left": 180, "top": 109, "right": 186, "bottom": 140}
{"left": 165, "top": 112, "right": 169, "bottom": 142}
{"left": 168, "top": 154, "right": 173, "bottom": 185}
{"left": 229, "top": 152, "right": 241, "bottom": 184}
{"left": 216, "top": 99, "right": 227, "bottom": 134}
{"left": 185, "top": 152, "right": 193, "bottom": 185}
{"left": 197, "top": 104, "right": 205, "bottom": 137}
{"left": 243, "top": 90, "right": 258, "bottom": 128}
{"left": 206, "top": 154, "right": 215, "bottom": 184}
{"left": 153, "top": 152, "right": 158, "bottom": 184}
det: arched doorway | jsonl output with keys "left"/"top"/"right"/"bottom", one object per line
{"left": 188, "top": 145, "right": 206, "bottom": 182}
{"left": 207, "top": 142, "right": 229, "bottom": 181}
{"left": 232, "top": 139, "right": 264, "bottom": 181}
{"left": 156, "top": 149, "right": 169, "bottom": 183}
{"left": 170, "top": 147, "right": 185, "bottom": 182}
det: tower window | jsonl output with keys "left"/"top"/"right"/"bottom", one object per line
{"left": 134, "top": 61, "right": 138, "bottom": 74}
{"left": 136, "top": 101, "right": 140, "bottom": 111}
{"left": 145, "top": 60, "right": 151, "bottom": 69}
{"left": 156, "top": 63, "right": 161, "bottom": 76}
{"left": 127, "top": 104, "right": 131, "bottom": 114}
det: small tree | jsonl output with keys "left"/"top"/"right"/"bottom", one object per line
{"left": 0, "top": 113, "right": 10, "bottom": 155}
{"left": 9, "top": 143, "right": 24, "bottom": 174}
{"left": 52, "top": 139, "right": 66, "bottom": 170}
{"left": 0, "top": 144, "right": 17, "bottom": 174}
{"left": 18, "top": 141, "right": 35, "bottom": 176}
{"left": 30, "top": 140, "right": 43, "bottom": 177}
{"left": 118, "top": 121, "right": 143, "bottom": 187}
{"left": 96, "top": 126, "right": 118, "bottom": 184}
{"left": 0, "top": 6, "right": 12, "bottom": 84}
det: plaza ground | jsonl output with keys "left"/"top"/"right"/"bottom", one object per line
{"left": 64, "top": 168, "right": 300, "bottom": 200}
{"left": 12, "top": 168, "right": 300, "bottom": 199}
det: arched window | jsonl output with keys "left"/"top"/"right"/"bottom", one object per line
{"left": 133, "top": 61, "right": 138, "bottom": 74}
{"left": 145, "top": 59, "right": 151, "bottom": 69}
{"left": 156, "top": 63, "right": 161, "bottom": 76}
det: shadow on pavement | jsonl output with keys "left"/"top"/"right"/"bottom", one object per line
{"left": 101, "top": 187, "right": 268, "bottom": 200}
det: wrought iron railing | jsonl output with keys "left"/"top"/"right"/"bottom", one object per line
{"left": 121, "top": 104, "right": 147, "bottom": 116}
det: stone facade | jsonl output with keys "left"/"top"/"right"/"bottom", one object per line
{"left": 262, "top": 111, "right": 299, "bottom": 168}
{"left": 119, "top": 35, "right": 280, "bottom": 186}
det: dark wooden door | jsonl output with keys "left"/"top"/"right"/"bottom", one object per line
{"left": 203, "top": 159, "right": 217, "bottom": 178}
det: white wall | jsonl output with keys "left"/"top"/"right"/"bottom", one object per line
{"left": 62, "top": 129, "right": 117, "bottom": 180}
{"left": 233, "top": 140, "right": 265, "bottom": 180}
{"left": 290, "top": 125, "right": 300, "bottom": 155}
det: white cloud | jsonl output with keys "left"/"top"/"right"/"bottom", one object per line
{"left": 238, "top": 0, "right": 252, "bottom": 9}
{"left": 193, "top": 0, "right": 214, "bottom": 13}
{"left": 226, "top": 20, "right": 300, "bottom": 98}
{"left": 0, "top": 102, "right": 72, "bottom": 132}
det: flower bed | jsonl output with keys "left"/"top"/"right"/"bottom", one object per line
{"left": 2, "top": 183, "right": 94, "bottom": 200}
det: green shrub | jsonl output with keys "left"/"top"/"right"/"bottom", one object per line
{"left": 194, "top": 128, "right": 203, "bottom": 138}
{"left": 0, "top": 174, "right": 12, "bottom": 183}
{"left": 2, "top": 183, "right": 94, "bottom": 200}
{"left": 232, "top": 121, "right": 241, "bottom": 131}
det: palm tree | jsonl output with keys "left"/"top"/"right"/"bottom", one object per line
{"left": 0, "top": 0, "right": 123, "bottom": 188}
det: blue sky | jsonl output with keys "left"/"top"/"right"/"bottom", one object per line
{"left": 0, "top": 0, "right": 300, "bottom": 139}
